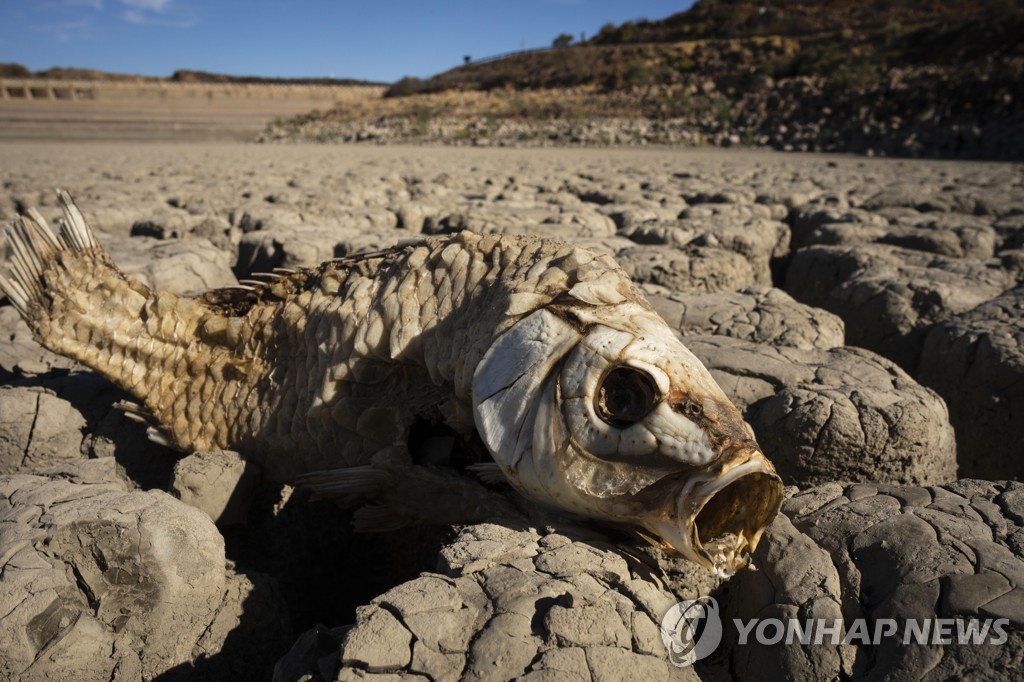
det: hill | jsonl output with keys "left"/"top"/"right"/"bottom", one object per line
{"left": 0, "top": 64, "right": 383, "bottom": 87}
{"left": 169, "top": 70, "right": 384, "bottom": 87}
{"left": 386, "top": 0, "right": 1022, "bottom": 95}
{"left": 593, "top": 0, "right": 1012, "bottom": 43}
{"left": 267, "top": 0, "right": 1023, "bottom": 160}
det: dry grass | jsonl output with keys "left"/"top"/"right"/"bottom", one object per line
{"left": 291, "top": 83, "right": 719, "bottom": 129}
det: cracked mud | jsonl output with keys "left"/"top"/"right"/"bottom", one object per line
{"left": 0, "top": 144, "right": 1021, "bottom": 680}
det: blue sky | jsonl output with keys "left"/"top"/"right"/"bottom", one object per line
{"left": 0, "top": 1, "right": 693, "bottom": 83}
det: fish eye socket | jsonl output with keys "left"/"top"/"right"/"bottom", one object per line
{"left": 595, "top": 366, "right": 660, "bottom": 428}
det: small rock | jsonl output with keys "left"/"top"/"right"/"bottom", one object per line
{"left": 170, "top": 450, "right": 262, "bottom": 526}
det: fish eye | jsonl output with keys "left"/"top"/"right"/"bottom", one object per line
{"left": 595, "top": 366, "right": 660, "bottom": 428}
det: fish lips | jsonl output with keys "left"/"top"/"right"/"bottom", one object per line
{"left": 640, "top": 449, "right": 784, "bottom": 576}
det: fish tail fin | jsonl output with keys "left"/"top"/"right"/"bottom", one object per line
{"left": 2, "top": 191, "right": 255, "bottom": 453}
{"left": 1, "top": 190, "right": 154, "bottom": 358}
{"left": 1, "top": 191, "right": 185, "bottom": 422}
{"left": 1, "top": 192, "right": 91, "bottom": 315}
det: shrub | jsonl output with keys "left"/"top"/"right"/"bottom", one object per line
{"left": 595, "top": 23, "right": 620, "bottom": 44}
{"left": 407, "top": 104, "right": 433, "bottom": 136}
{"left": 384, "top": 76, "right": 433, "bottom": 98}
{"left": 624, "top": 60, "right": 651, "bottom": 87}
{"left": 552, "top": 33, "right": 574, "bottom": 48}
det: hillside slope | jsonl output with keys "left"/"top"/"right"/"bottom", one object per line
{"left": 399, "top": 0, "right": 1022, "bottom": 94}
{"left": 268, "top": 0, "right": 1023, "bottom": 159}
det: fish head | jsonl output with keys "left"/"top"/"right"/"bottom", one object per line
{"left": 473, "top": 303, "right": 783, "bottom": 575}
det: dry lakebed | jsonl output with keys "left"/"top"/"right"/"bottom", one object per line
{"left": 1, "top": 142, "right": 1022, "bottom": 680}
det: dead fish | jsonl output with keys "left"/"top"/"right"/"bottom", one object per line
{"left": 0, "top": 191, "right": 783, "bottom": 574}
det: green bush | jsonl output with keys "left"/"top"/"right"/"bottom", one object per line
{"left": 594, "top": 20, "right": 641, "bottom": 44}
{"left": 595, "top": 23, "right": 619, "bottom": 43}
{"left": 552, "top": 33, "right": 574, "bottom": 48}
{"left": 712, "top": 98, "right": 735, "bottom": 130}
{"left": 624, "top": 60, "right": 651, "bottom": 87}
{"left": 407, "top": 103, "right": 433, "bottom": 136}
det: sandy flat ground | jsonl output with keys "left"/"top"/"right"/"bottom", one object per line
{"left": 0, "top": 103, "right": 282, "bottom": 141}
{"left": 0, "top": 84, "right": 382, "bottom": 142}
{"left": 1, "top": 139, "right": 1009, "bottom": 190}
{"left": 1, "top": 139, "right": 777, "bottom": 171}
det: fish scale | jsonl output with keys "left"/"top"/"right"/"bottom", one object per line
{"left": 1, "top": 191, "right": 785, "bottom": 574}
{"left": 2, "top": 197, "right": 572, "bottom": 477}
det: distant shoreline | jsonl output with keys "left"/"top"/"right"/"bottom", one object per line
{"left": 0, "top": 64, "right": 385, "bottom": 87}
{"left": 0, "top": 79, "right": 385, "bottom": 142}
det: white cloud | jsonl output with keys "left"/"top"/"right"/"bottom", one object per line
{"left": 34, "top": 18, "right": 93, "bottom": 42}
{"left": 121, "top": 0, "right": 171, "bottom": 10}
{"left": 118, "top": 0, "right": 192, "bottom": 26}
{"left": 37, "top": 0, "right": 103, "bottom": 10}
{"left": 64, "top": 0, "right": 104, "bottom": 9}
{"left": 122, "top": 8, "right": 149, "bottom": 23}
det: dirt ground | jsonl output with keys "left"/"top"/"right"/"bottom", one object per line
{"left": 2, "top": 138, "right": 979, "bottom": 187}
{"left": 1, "top": 138, "right": 1022, "bottom": 680}
{"left": 0, "top": 82, "right": 383, "bottom": 142}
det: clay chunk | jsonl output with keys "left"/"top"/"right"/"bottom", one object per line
{"left": 646, "top": 285, "right": 845, "bottom": 351}
{"left": 785, "top": 243, "right": 1013, "bottom": 371}
{"left": 918, "top": 287, "right": 1024, "bottom": 480}
{"left": 1, "top": 460, "right": 222, "bottom": 679}
{"left": 723, "top": 480, "right": 1024, "bottom": 680}
{"left": 275, "top": 521, "right": 708, "bottom": 682}
{"left": 686, "top": 335, "right": 957, "bottom": 487}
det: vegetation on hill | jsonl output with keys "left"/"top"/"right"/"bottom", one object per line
{"left": 0, "top": 63, "right": 32, "bottom": 78}
{"left": 5, "top": 0, "right": 1020, "bottom": 158}
{"left": 384, "top": 0, "right": 1023, "bottom": 97}
{"left": 169, "top": 70, "right": 384, "bottom": 87}
{"left": 293, "top": 0, "right": 1017, "bottom": 159}
{"left": 589, "top": 0, "right": 1020, "bottom": 44}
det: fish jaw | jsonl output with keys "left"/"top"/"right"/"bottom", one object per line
{"left": 641, "top": 450, "right": 784, "bottom": 577}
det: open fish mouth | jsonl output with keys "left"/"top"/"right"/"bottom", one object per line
{"left": 644, "top": 454, "right": 784, "bottom": 576}
{"left": 690, "top": 464, "right": 784, "bottom": 574}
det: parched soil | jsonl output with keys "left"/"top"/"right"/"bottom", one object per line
{"left": 0, "top": 81, "right": 384, "bottom": 141}
{"left": 1, "top": 142, "right": 1022, "bottom": 680}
